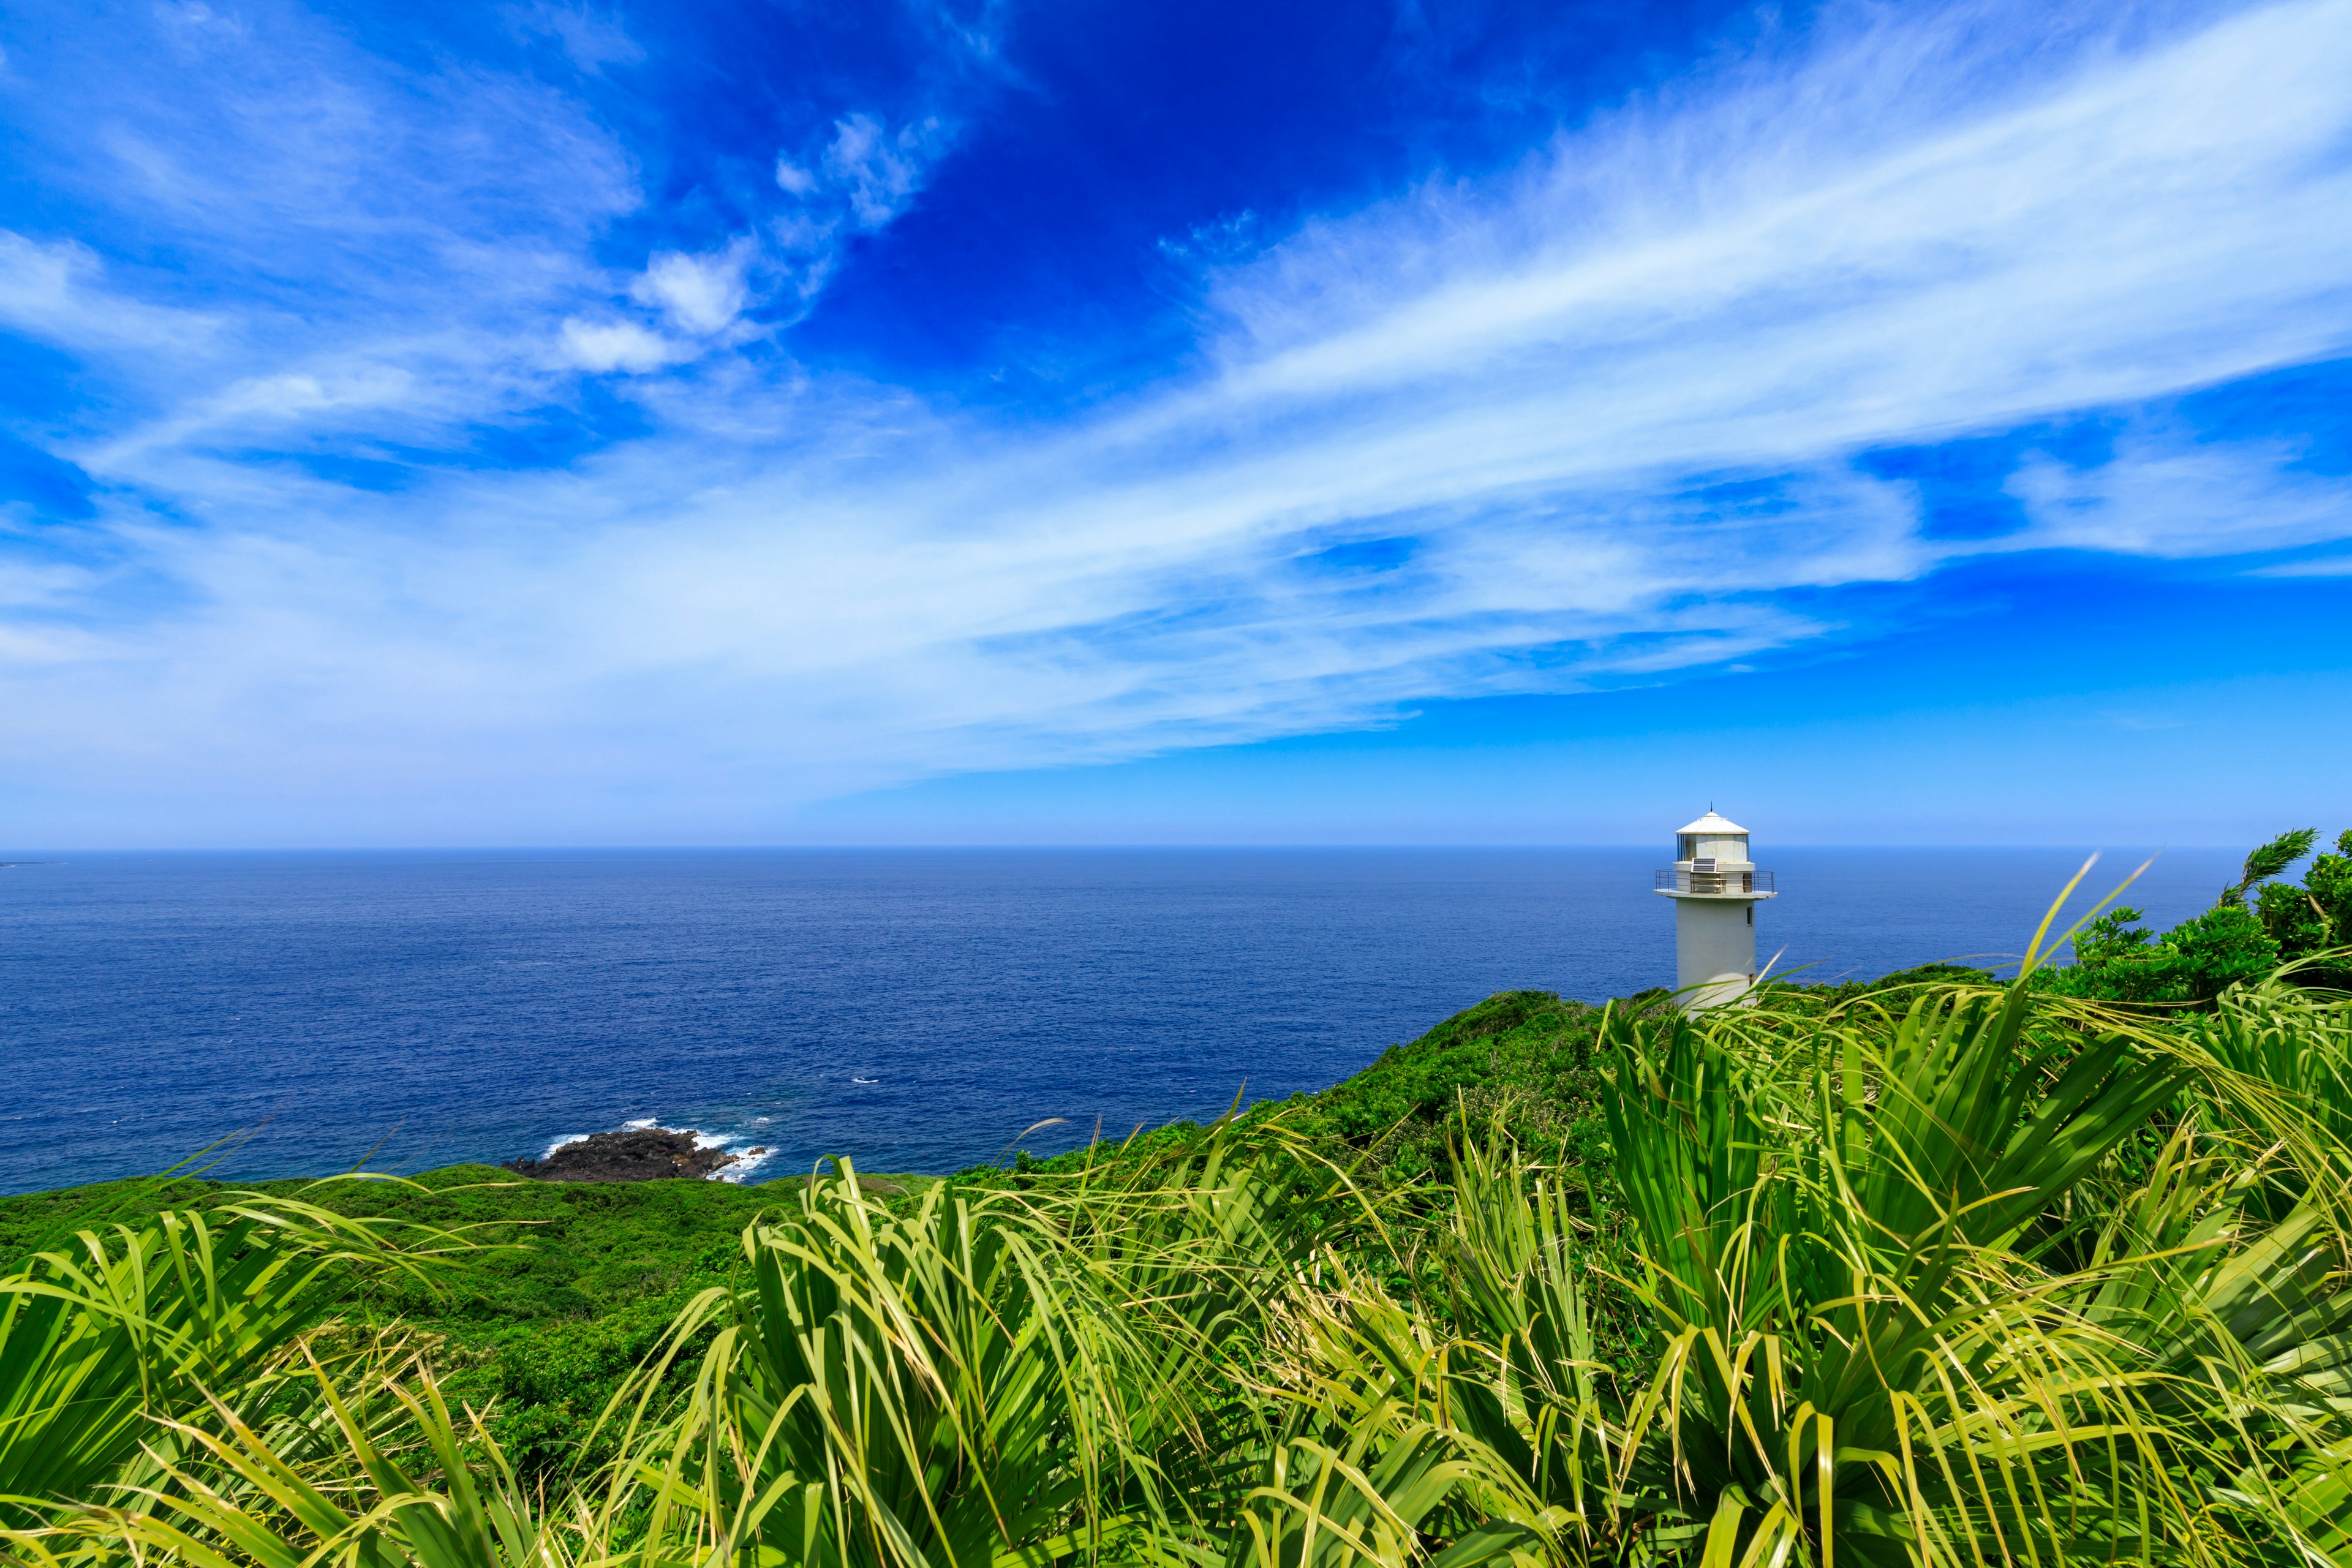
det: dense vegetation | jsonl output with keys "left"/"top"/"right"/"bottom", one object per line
{"left": 4, "top": 867, "right": 2350, "bottom": 1566}
{"left": 0, "top": 1169, "right": 803, "bottom": 1485}
{"left": 2049, "top": 828, "right": 2352, "bottom": 1003}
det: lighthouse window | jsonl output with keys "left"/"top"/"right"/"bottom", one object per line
{"left": 1747, "top": 906, "right": 1753, "bottom": 925}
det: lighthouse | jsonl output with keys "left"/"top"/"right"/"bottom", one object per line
{"left": 1654, "top": 810, "right": 1777, "bottom": 1011}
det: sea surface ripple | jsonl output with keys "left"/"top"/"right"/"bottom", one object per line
{"left": 0, "top": 846, "right": 2233, "bottom": 1194}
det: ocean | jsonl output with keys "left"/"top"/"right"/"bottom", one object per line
{"left": 0, "top": 846, "right": 2237, "bottom": 1196}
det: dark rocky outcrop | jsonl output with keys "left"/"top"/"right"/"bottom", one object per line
{"left": 505, "top": 1128, "right": 738, "bottom": 1183}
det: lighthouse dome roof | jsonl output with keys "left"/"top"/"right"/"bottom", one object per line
{"left": 1676, "top": 811, "right": 1748, "bottom": 835}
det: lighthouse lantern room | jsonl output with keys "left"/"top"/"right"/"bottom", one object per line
{"left": 1654, "top": 810, "right": 1777, "bottom": 1011}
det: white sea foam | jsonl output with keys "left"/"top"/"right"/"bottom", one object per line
{"left": 715, "top": 1145, "right": 780, "bottom": 1183}
{"left": 614, "top": 1118, "right": 777, "bottom": 1181}
{"left": 549, "top": 1117, "right": 781, "bottom": 1182}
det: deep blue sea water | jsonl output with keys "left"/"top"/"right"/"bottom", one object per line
{"left": 0, "top": 846, "right": 2237, "bottom": 1196}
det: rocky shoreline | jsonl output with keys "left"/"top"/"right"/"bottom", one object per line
{"left": 503, "top": 1127, "right": 764, "bottom": 1183}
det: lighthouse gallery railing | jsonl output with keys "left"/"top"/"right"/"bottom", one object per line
{"left": 1654, "top": 867, "right": 1775, "bottom": 895}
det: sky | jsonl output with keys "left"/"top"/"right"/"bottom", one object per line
{"left": 0, "top": 0, "right": 2346, "bottom": 847}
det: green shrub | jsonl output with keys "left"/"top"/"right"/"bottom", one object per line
{"left": 2051, "top": 826, "right": 2347, "bottom": 1005}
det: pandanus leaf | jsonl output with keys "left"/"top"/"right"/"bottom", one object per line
{"left": 0, "top": 1188, "right": 461, "bottom": 1528}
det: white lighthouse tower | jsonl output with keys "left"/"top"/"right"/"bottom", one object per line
{"left": 1654, "top": 810, "right": 1776, "bottom": 1011}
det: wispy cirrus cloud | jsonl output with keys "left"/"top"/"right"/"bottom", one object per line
{"left": 0, "top": 0, "right": 2348, "bottom": 840}
{"left": 0, "top": 233, "right": 225, "bottom": 354}
{"left": 2252, "top": 555, "right": 2352, "bottom": 576}
{"left": 507, "top": 2, "right": 646, "bottom": 75}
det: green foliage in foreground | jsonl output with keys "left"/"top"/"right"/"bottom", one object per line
{"left": 0, "top": 1167, "right": 824, "bottom": 1484}
{"left": 6, "top": 910, "right": 2351, "bottom": 1566}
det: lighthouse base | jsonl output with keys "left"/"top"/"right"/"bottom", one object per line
{"left": 1673, "top": 897, "right": 1758, "bottom": 1012}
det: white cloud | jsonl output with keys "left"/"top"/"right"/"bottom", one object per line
{"left": 513, "top": 4, "right": 644, "bottom": 74}
{"left": 1174, "top": 0, "right": 2352, "bottom": 488}
{"left": 775, "top": 107, "right": 952, "bottom": 226}
{"left": 0, "top": 0, "right": 643, "bottom": 449}
{"left": 562, "top": 109, "right": 963, "bottom": 363}
{"left": 822, "top": 112, "right": 945, "bottom": 230}
{"left": 0, "top": 230, "right": 221, "bottom": 353}
{"left": 557, "top": 317, "right": 684, "bottom": 373}
{"left": 757, "top": 110, "right": 958, "bottom": 317}
{"left": 0, "top": 560, "right": 99, "bottom": 611}
{"left": 4, "top": 0, "right": 2351, "bottom": 839}
{"left": 2249, "top": 554, "right": 2352, "bottom": 576}
{"left": 2007, "top": 438, "right": 2352, "bottom": 558}
{"left": 629, "top": 242, "right": 753, "bottom": 336}
{"left": 80, "top": 366, "right": 425, "bottom": 469}
{"left": 555, "top": 239, "right": 760, "bottom": 375}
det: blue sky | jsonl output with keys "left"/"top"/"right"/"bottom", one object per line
{"left": 0, "top": 0, "right": 2346, "bottom": 846}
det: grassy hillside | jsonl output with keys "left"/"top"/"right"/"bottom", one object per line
{"left": 0, "top": 1166, "right": 856, "bottom": 1477}
{"left": 1000, "top": 964, "right": 1991, "bottom": 1202}
{"left": 5, "top": 962, "right": 2348, "bottom": 1565}
{"left": 0, "top": 965, "right": 1986, "bottom": 1480}
{"left": 4, "top": 987, "right": 1605, "bottom": 1471}
{"left": 0, "top": 984, "right": 1625, "bottom": 1474}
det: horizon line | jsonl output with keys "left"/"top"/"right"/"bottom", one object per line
{"left": 0, "top": 841, "right": 2248, "bottom": 855}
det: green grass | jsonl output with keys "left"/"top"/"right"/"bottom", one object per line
{"left": 1017, "top": 963, "right": 1994, "bottom": 1182}
{"left": 7, "top": 955, "right": 2344, "bottom": 1567}
{"left": 0, "top": 966, "right": 1985, "bottom": 1486}
{"left": 0, "top": 1167, "right": 937, "bottom": 1481}
{"left": 3, "top": 984, "right": 1585, "bottom": 1485}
